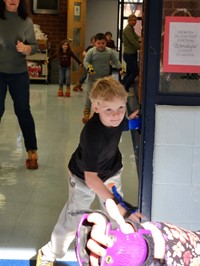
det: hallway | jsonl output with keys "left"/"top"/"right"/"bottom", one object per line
{"left": 0, "top": 82, "right": 139, "bottom": 265}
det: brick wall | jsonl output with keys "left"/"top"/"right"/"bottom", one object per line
{"left": 163, "top": 0, "right": 200, "bottom": 17}
{"left": 27, "top": 0, "right": 67, "bottom": 55}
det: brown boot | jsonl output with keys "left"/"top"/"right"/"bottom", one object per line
{"left": 57, "top": 87, "right": 64, "bottom": 97}
{"left": 26, "top": 150, "right": 38, "bottom": 169}
{"left": 65, "top": 86, "right": 71, "bottom": 97}
{"left": 82, "top": 107, "right": 91, "bottom": 124}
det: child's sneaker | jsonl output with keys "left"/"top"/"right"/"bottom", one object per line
{"left": 57, "top": 89, "right": 64, "bottom": 97}
{"left": 82, "top": 114, "right": 90, "bottom": 124}
{"left": 65, "top": 86, "right": 71, "bottom": 97}
{"left": 74, "top": 86, "right": 83, "bottom": 92}
{"left": 82, "top": 107, "right": 91, "bottom": 124}
{"left": 26, "top": 150, "right": 38, "bottom": 169}
{"left": 36, "top": 249, "right": 55, "bottom": 266}
{"left": 73, "top": 82, "right": 83, "bottom": 92}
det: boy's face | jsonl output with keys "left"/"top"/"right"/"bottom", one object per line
{"left": 91, "top": 39, "right": 96, "bottom": 46}
{"left": 93, "top": 97, "right": 126, "bottom": 127}
{"left": 106, "top": 34, "right": 112, "bottom": 41}
{"left": 95, "top": 39, "right": 107, "bottom": 51}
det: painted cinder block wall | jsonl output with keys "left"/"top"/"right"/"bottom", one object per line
{"left": 152, "top": 106, "right": 200, "bottom": 231}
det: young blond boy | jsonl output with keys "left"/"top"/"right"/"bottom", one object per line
{"left": 36, "top": 76, "right": 141, "bottom": 266}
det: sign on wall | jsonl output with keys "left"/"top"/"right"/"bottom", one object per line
{"left": 163, "top": 16, "right": 200, "bottom": 73}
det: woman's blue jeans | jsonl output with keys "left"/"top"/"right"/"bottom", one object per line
{"left": 0, "top": 71, "right": 37, "bottom": 151}
{"left": 59, "top": 66, "right": 70, "bottom": 87}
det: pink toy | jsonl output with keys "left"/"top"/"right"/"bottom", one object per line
{"left": 75, "top": 213, "right": 152, "bottom": 266}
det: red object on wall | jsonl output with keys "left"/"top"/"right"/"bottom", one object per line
{"left": 163, "top": 16, "right": 200, "bottom": 73}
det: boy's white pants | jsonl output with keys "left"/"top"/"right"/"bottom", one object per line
{"left": 41, "top": 169, "right": 123, "bottom": 261}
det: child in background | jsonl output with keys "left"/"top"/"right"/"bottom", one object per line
{"left": 56, "top": 39, "right": 82, "bottom": 97}
{"left": 105, "top": 31, "right": 117, "bottom": 75}
{"left": 105, "top": 31, "right": 117, "bottom": 50}
{"left": 82, "top": 33, "right": 124, "bottom": 123}
{"left": 73, "top": 36, "right": 96, "bottom": 92}
{"left": 36, "top": 76, "right": 142, "bottom": 266}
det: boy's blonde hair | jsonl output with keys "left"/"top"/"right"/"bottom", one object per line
{"left": 90, "top": 76, "right": 127, "bottom": 103}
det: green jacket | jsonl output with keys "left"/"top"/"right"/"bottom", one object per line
{"left": 122, "top": 24, "right": 140, "bottom": 54}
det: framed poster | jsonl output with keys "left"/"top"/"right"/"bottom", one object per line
{"left": 163, "top": 16, "right": 200, "bottom": 73}
{"left": 74, "top": 2, "right": 81, "bottom": 21}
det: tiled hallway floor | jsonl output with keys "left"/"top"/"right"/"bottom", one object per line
{"left": 0, "top": 82, "right": 139, "bottom": 263}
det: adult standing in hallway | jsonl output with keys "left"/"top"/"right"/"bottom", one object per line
{"left": 122, "top": 14, "right": 140, "bottom": 94}
{"left": 0, "top": 0, "right": 39, "bottom": 169}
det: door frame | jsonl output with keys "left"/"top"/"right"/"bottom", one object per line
{"left": 67, "top": 0, "right": 86, "bottom": 84}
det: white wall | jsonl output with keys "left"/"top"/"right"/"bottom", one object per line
{"left": 152, "top": 105, "right": 200, "bottom": 230}
{"left": 86, "top": 0, "right": 118, "bottom": 47}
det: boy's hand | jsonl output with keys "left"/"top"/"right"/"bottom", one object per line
{"left": 119, "top": 66, "right": 126, "bottom": 76}
{"left": 110, "top": 185, "right": 144, "bottom": 222}
{"left": 128, "top": 109, "right": 139, "bottom": 120}
{"left": 87, "top": 64, "right": 95, "bottom": 74}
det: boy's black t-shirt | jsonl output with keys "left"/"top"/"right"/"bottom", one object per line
{"left": 68, "top": 113, "right": 125, "bottom": 182}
